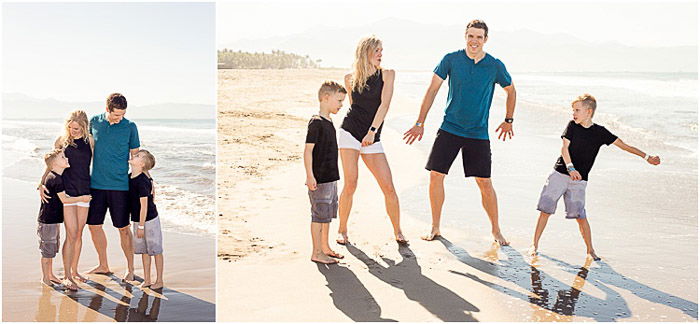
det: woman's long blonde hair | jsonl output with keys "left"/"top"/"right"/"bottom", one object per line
{"left": 60, "top": 110, "right": 89, "bottom": 149}
{"left": 351, "top": 35, "right": 382, "bottom": 94}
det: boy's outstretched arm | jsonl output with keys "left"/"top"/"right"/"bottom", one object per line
{"left": 612, "top": 139, "right": 661, "bottom": 165}
{"left": 303, "top": 143, "right": 317, "bottom": 191}
{"left": 561, "top": 138, "right": 583, "bottom": 181}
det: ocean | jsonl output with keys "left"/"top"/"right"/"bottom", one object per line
{"left": 2, "top": 118, "right": 216, "bottom": 237}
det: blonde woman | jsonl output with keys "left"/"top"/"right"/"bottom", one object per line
{"left": 53, "top": 110, "right": 94, "bottom": 289}
{"left": 337, "top": 35, "right": 407, "bottom": 245}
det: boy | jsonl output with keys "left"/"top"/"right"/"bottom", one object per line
{"left": 38, "top": 149, "right": 91, "bottom": 288}
{"left": 529, "top": 94, "right": 661, "bottom": 260}
{"left": 128, "top": 149, "right": 164, "bottom": 289}
{"left": 304, "top": 81, "right": 347, "bottom": 264}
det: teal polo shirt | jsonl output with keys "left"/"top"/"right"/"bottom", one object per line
{"left": 89, "top": 113, "right": 140, "bottom": 191}
{"left": 434, "top": 50, "right": 512, "bottom": 140}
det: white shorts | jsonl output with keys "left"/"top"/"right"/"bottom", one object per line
{"left": 64, "top": 201, "right": 90, "bottom": 208}
{"left": 338, "top": 128, "right": 384, "bottom": 154}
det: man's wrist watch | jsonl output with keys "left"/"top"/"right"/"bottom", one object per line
{"left": 504, "top": 118, "right": 514, "bottom": 123}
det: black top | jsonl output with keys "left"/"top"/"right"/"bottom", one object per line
{"left": 305, "top": 116, "right": 339, "bottom": 184}
{"left": 129, "top": 173, "right": 159, "bottom": 222}
{"left": 63, "top": 138, "right": 92, "bottom": 196}
{"left": 554, "top": 121, "right": 618, "bottom": 181}
{"left": 341, "top": 70, "right": 384, "bottom": 142}
{"left": 38, "top": 171, "right": 64, "bottom": 224}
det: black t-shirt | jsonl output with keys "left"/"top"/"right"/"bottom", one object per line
{"left": 554, "top": 121, "right": 618, "bottom": 181}
{"left": 63, "top": 138, "right": 92, "bottom": 196}
{"left": 38, "top": 171, "right": 65, "bottom": 224}
{"left": 305, "top": 116, "right": 340, "bottom": 184}
{"left": 129, "top": 173, "right": 158, "bottom": 222}
{"left": 341, "top": 70, "right": 384, "bottom": 142}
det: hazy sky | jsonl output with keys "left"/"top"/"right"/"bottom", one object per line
{"left": 218, "top": 0, "right": 698, "bottom": 48}
{"left": 3, "top": 2, "right": 215, "bottom": 105}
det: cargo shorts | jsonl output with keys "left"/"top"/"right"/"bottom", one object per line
{"left": 536, "top": 171, "right": 588, "bottom": 219}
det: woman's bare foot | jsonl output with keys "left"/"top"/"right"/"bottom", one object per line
{"left": 72, "top": 272, "right": 89, "bottom": 283}
{"left": 63, "top": 278, "right": 79, "bottom": 291}
{"left": 140, "top": 281, "right": 151, "bottom": 288}
{"left": 528, "top": 245, "right": 538, "bottom": 256}
{"left": 395, "top": 232, "right": 409, "bottom": 245}
{"left": 311, "top": 253, "right": 338, "bottom": 264}
{"left": 150, "top": 282, "right": 164, "bottom": 290}
{"left": 492, "top": 231, "right": 510, "bottom": 246}
{"left": 588, "top": 251, "right": 601, "bottom": 261}
{"left": 420, "top": 227, "right": 441, "bottom": 241}
{"left": 323, "top": 249, "right": 344, "bottom": 259}
{"left": 335, "top": 232, "right": 349, "bottom": 245}
{"left": 87, "top": 265, "right": 111, "bottom": 275}
{"left": 123, "top": 272, "right": 135, "bottom": 281}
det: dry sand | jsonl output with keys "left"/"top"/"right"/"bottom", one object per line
{"left": 217, "top": 69, "right": 697, "bottom": 321}
{"left": 2, "top": 178, "right": 215, "bottom": 322}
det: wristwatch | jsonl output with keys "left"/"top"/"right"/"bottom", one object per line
{"left": 504, "top": 118, "right": 514, "bottom": 123}
{"left": 369, "top": 126, "right": 377, "bottom": 132}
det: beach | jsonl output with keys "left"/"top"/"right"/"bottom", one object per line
{"left": 217, "top": 68, "right": 697, "bottom": 321}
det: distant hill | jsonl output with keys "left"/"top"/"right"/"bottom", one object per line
{"left": 218, "top": 49, "right": 320, "bottom": 69}
{"left": 223, "top": 18, "right": 698, "bottom": 72}
{"left": 2, "top": 93, "right": 215, "bottom": 120}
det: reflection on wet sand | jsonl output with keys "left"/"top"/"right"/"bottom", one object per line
{"left": 35, "top": 273, "right": 214, "bottom": 322}
{"left": 440, "top": 237, "right": 698, "bottom": 321}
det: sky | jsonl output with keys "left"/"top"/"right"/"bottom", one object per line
{"left": 3, "top": 2, "right": 215, "bottom": 106}
{"left": 218, "top": 0, "right": 698, "bottom": 48}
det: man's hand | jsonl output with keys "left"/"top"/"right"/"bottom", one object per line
{"left": 647, "top": 156, "right": 661, "bottom": 165}
{"left": 495, "top": 122, "right": 514, "bottom": 141}
{"left": 306, "top": 176, "right": 317, "bottom": 191}
{"left": 403, "top": 125, "right": 424, "bottom": 145}
{"left": 137, "top": 228, "right": 145, "bottom": 239}
{"left": 569, "top": 170, "right": 582, "bottom": 181}
{"left": 361, "top": 132, "right": 375, "bottom": 147}
{"left": 38, "top": 185, "right": 50, "bottom": 203}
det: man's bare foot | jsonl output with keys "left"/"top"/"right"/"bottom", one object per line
{"left": 420, "top": 227, "right": 441, "bottom": 241}
{"left": 63, "top": 278, "right": 79, "bottom": 291}
{"left": 123, "top": 272, "right": 135, "bottom": 281}
{"left": 311, "top": 253, "right": 338, "bottom": 264}
{"left": 150, "top": 282, "right": 163, "bottom": 290}
{"left": 336, "top": 232, "right": 349, "bottom": 245}
{"left": 140, "top": 281, "right": 151, "bottom": 288}
{"left": 87, "top": 265, "right": 111, "bottom": 275}
{"left": 528, "top": 245, "right": 538, "bottom": 256}
{"left": 72, "top": 272, "right": 89, "bottom": 283}
{"left": 323, "top": 249, "right": 344, "bottom": 259}
{"left": 395, "top": 232, "right": 409, "bottom": 245}
{"left": 492, "top": 232, "right": 510, "bottom": 246}
{"left": 588, "top": 251, "right": 601, "bottom": 261}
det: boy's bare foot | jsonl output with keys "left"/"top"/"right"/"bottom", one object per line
{"left": 528, "top": 245, "right": 538, "bottom": 256}
{"left": 588, "top": 251, "right": 601, "bottom": 261}
{"left": 123, "top": 272, "right": 135, "bottom": 281}
{"left": 492, "top": 232, "right": 510, "bottom": 246}
{"left": 49, "top": 275, "right": 62, "bottom": 285}
{"left": 311, "top": 253, "right": 338, "bottom": 264}
{"left": 324, "top": 250, "right": 344, "bottom": 259}
{"left": 140, "top": 281, "right": 151, "bottom": 288}
{"left": 395, "top": 232, "right": 409, "bottom": 245}
{"left": 41, "top": 278, "right": 55, "bottom": 287}
{"left": 335, "top": 233, "right": 349, "bottom": 245}
{"left": 150, "top": 282, "right": 163, "bottom": 290}
{"left": 87, "top": 265, "right": 111, "bottom": 275}
{"left": 63, "top": 278, "right": 79, "bottom": 291}
{"left": 72, "top": 272, "right": 89, "bottom": 283}
{"left": 421, "top": 227, "right": 441, "bottom": 241}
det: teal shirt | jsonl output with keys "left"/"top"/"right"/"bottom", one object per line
{"left": 434, "top": 50, "right": 512, "bottom": 140}
{"left": 89, "top": 113, "right": 140, "bottom": 191}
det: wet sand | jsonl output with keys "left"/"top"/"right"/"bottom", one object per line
{"left": 2, "top": 178, "right": 216, "bottom": 322}
{"left": 217, "top": 69, "right": 697, "bottom": 321}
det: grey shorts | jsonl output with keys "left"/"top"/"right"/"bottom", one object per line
{"left": 133, "top": 217, "right": 163, "bottom": 256}
{"left": 308, "top": 181, "right": 338, "bottom": 223}
{"left": 37, "top": 223, "right": 60, "bottom": 258}
{"left": 536, "top": 171, "right": 588, "bottom": 219}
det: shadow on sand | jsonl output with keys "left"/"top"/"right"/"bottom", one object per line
{"left": 41, "top": 274, "right": 214, "bottom": 322}
{"left": 439, "top": 237, "right": 697, "bottom": 321}
{"left": 346, "top": 243, "right": 480, "bottom": 322}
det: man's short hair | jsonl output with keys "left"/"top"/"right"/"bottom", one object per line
{"left": 139, "top": 149, "right": 156, "bottom": 171}
{"left": 318, "top": 81, "right": 347, "bottom": 101}
{"left": 466, "top": 19, "right": 489, "bottom": 37}
{"left": 107, "top": 93, "right": 127, "bottom": 111}
{"left": 572, "top": 93, "right": 597, "bottom": 116}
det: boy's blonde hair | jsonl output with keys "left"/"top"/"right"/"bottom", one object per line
{"left": 318, "top": 80, "right": 346, "bottom": 101}
{"left": 572, "top": 93, "right": 597, "bottom": 116}
{"left": 60, "top": 110, "right": 90, "bottom": 149}
{"left": 351, "top": 35, "right": 382, "bottom": 94}
{"left": 44, "top": 148, "right": 64, "bottom": 168}
{"left": 138, "top": 149, "right": 156, "bottom": 171}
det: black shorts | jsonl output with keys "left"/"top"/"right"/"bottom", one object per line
{"left": 87, "top": 189, "right": 130, "bottom": 228}
{"left": 425, "top": 129, "right": 492, "bottom": 178}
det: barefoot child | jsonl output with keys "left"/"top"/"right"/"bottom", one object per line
{"left": 38, "top": 149, "right": 91, "bottom": 288}
{"left": 128, "top": 149, "right": 164, "bottom": 289}
{"left": 304, "top": 81, "right": 347, "bottom": 264}
{"left": 529, "top": 94, "right": 661, "bottom": 260}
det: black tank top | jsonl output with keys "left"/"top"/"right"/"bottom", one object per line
{"left": 341, "top": 69, "right": 384, "bottom": 142}
{"left": 63, "top": 138, "right": 92, "bottom": 196}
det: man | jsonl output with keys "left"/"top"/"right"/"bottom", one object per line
{"left": 403, "top": 20, "right": 516, "bottom": 245}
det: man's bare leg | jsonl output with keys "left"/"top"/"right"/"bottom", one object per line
{"left": 87, "top": 224, "right": 111, "bottom": 274}
{"left": 529, "top": 212, "right": 551, "bottom": 255}
{"left": 576, "top": 218, "right": 600, "bottom": 260}
{"left": 118, "top": 225, "right": 135, "bottom": 281}
{"left": 422, "top": 171, "right": 446, "bottom": 240}
{"left": 475, "top": 177, "right": 509, "bottom": 245}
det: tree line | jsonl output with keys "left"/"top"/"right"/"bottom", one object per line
{"left": 218, "top": 49, "right": 321, "bottom": 69}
